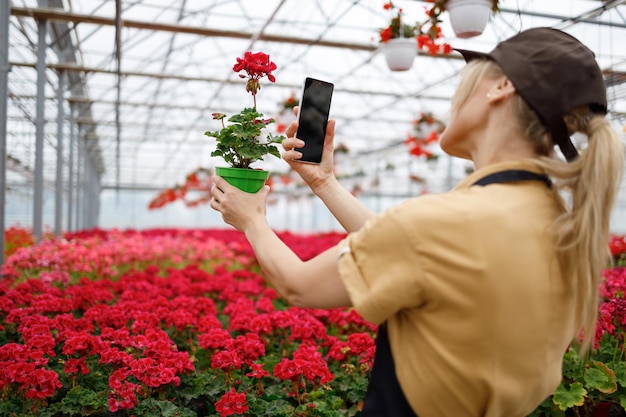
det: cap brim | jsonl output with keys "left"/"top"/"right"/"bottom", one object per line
{"left": 453, "top": 48, "right": 491, "bottom": 63}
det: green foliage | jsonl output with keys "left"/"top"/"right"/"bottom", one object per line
{"left": 585, "top": 361, "right": 617, "bottom": 394}
{"left": 132, "top": 398, "right": 199, "bottom": 417}
{"left": 553, "top": 382, "right": 587, "bottom": 410}
{"left": 538, "top": 340, "right": 626, "bottom": 416}
{"left": 205, "top": 107, "right": 284, "bottom": 169}
{"left": 33, "top": 386, "right": 109, "bottom": 416}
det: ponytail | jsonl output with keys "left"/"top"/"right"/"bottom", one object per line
{"left": 535, "top": 111, "right": 624, "bottom": 353}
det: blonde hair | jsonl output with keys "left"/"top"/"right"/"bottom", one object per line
{"left": 536, "top": 112, "right": 624, "bottom": 353}
{"left": 455, "top": 59, "right": 625, "bottom": 353}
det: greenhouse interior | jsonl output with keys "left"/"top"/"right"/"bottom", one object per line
{"left": 2, "top": 0, "right": 626, "bottom": 416}
{"left": 3, "top": 0, "right": 625, "bottom": 240}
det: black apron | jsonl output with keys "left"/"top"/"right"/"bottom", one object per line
{"left": 360, "top": 169, "right": 551, "bottom": 417}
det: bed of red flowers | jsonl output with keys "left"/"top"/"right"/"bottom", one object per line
{"left": 1, "top": 227, "right": 625, "bottom": 416}
{"left": 1, "top": 227, "right": 374, "bottom": 417}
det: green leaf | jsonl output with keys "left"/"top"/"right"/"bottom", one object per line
{"left": 553, "top": 382, "right": 587, "bottom": 411}
{"left": 134, "top": 398, "right": 199, "bottom": 417}
{"left": 585, "top": 361, "right": 618, "bottom": 394}
{"left": 205, "top": 106, "right": 285, "bottom": 168}
{"left": 613, "top": 361, "right": 626, "bottom": 388}
{"left": 561, "top": 346, "right": 584, "bottom": 380}
{"left": 59, "top": 385, "right": 109, "bottom": 414}
{"left": 0, "top": 400, "right": 23, "bottom": 417}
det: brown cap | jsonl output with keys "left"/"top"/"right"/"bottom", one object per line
{"left": 454, "top": 27, "right": 607, "bottom": 161}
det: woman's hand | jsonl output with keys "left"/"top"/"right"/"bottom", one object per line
{"left": 281, "top": 107, "right": 337, "bottom": 193}
{"left": 210, "top": 176, "right": 269, "bottom": 232}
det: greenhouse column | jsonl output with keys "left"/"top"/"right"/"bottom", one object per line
{"left": 67, "top": 102, "right": 75, "bottom": 232}
{"left": 76, "top": 138, "right": 84, "bottom": 231}
{"left": 55, "top": 70, "right": 65, "bottom": 237}
{"left": 0, "top": 0, "right": 9, "bottom": 265}
{"left": 82, "top": 145, "right": 93, "bottom": 229}
{"left": 88, "top": 156, "right": 98, "bottom": 228}
{"left": 76, "top": 138, "right": 83, "bottom": 230}
{"left": 84, "top": 160, "right": 92, "bottom": 229}
{"left": 33, "top": 16, "right": 47, "bottom": 242}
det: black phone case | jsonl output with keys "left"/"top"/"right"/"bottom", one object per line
{"left": 295, "top": 77, "right": 334, "bottom": 164}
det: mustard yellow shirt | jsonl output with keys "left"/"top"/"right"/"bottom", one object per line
{"left": 337, "top": 160, "right": 577, "bottom": 417}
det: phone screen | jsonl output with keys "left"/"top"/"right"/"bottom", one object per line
{"left": 295, "top": 77, "right": 334, "bottom": 164}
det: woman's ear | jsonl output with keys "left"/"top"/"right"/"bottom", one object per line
{"left": 486, "top": 77, "right": 516, "bottom": 104}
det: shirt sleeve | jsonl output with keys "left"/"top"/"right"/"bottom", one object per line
{"left": 337, "top": 205, "right": 427, "bottom": 325}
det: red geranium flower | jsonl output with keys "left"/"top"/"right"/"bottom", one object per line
{"left": 233, "top": 51, "right": 277, "bottom": 108}
{"left": 215, "top": 388, "right": 249, "bottom": 417}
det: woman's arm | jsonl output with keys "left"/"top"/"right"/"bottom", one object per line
{"left": 281, "top": 116, "right": 376, "bottom": 232}
{"left": 308, "top": 175, "right": 376, "bottom": 233}
{"left": 210, "top": 176, "right": 351, "bottom": 309}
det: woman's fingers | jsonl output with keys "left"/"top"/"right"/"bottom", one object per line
{"left": 281, "top": 136, "right": 304, "bottom": 151}
{"left": 209, "top": 176, "right": 270, "bottom": 230}
{"left": 281, "top": 136, "right": 304, "bottom": 162}
{"left": 285, "top": 117, "right": 298, "bottom": 138}
{"left": 210, "top": 178, "right": 224, "bottom": 210}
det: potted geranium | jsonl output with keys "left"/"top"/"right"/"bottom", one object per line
{"left": 205, "top": 51, "right": 285, "bottom": 193}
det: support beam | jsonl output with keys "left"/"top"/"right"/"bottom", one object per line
{"left": 67, "top": 102, "right": 75, "bottom": 232}
{"left": 10, "top": 6, "right": 377, "bottom": 51}
{"left": 8, "top": 62, "right": 455, "bottom": 101}
{"left": 0, "top": 0, "right": 9, "bottom": 265}
{"left": 12, "top": 4, "right": 626, "bottom": 38}
{"left": 33, "top": 17, "right": 46, "bottom": 242}
{"left": 55, "top": 70, "right": 64, "bottom": 237}
{"left": 75, "top": 138, "right": 82, "bottom": 231}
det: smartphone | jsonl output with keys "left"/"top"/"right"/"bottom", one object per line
{"left": 294, "top": 77, "right": 334, "bottom": 164}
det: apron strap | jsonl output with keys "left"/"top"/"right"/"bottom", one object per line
{"left": 472, "top": 169, "right": 552, "bottom": 188}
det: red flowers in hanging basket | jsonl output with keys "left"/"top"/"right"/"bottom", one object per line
{"left": 404, "top": 111, "right": 446, "bottom": 159}
{"left": 148, "top": 167, "right": 214, "bottom": 209}
{"left": 377, "top": 2, "right": 452, "bottom": 56}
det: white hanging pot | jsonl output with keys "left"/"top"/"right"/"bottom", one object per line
{"left": 445, "top": 0, "right": 493, "bottom": 39}
{"left": 380, "top": 38, "right": 417, "bottom": 72}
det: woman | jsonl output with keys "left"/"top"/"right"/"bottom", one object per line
{"left": 210, "top": 27, "right": 624, "bottom": 416}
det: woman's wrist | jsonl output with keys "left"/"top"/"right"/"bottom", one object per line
{"left": 243, "top": 217, "right": 272, "bottom": 244}
{"left": 312, "top": 175, "right": 340, "bottom": 198}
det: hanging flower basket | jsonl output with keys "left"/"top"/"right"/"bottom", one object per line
{"left": 445, "top": 0, "right": 493, "bottom": 38}
{"left": 380, "top": 38, "right": 417, "bottom": 71}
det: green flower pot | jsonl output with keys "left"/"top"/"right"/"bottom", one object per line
{"left": 215, "top": 166, "right": 269, "bottom": 193}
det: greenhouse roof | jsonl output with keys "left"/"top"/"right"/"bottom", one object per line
{"left": 5, "top": 0, "right": 626, "bottom": 194}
